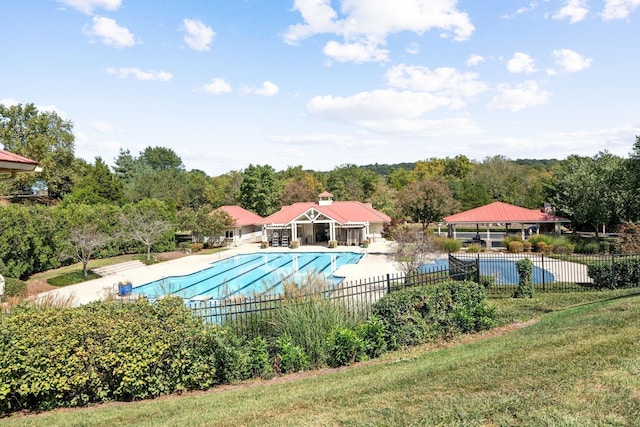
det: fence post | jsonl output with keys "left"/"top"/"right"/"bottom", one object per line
{"left": 386, "top": 273, "right": 391, "bottom": 294}
{"left": 611, "top": 253, "right": 616, "bottom": 289}
{"left": 475, "top": 255, "right": 480, "bottom": 283}
{"left": 541, "top": 253, "right": 546, "bottom": 291}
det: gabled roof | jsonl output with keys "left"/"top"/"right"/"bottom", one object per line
{"left": 259, "top": 201, "right": 391, "bottom": 226}
{"left": 0, "top": 149, "right": 41, "bottom": 173}
{"left": 443, "top": 201, "right": 570, "bottom": 224}
{"left": 215, "top": 205, "right": 263, "bottom": 227}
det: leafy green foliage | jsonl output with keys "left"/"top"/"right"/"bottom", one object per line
{"left": 372, "top": 281, "right": 495, "bottom": 350}
{"left": 327, "top": 328, "right": 366, "bottom": 367}
{"left": 357, "top": 315, "right": 387, "bottom": 359}
{"left": 3, "top": 277, "right": 26, "bottom": 297}
{"left": 587, "top": 256, "right": 640, "bottom": 289}
{"left": 47, "top": 270, "right": 101, "bottom": 287}
{"left": 0, "top": 298, "right": 221, "bottom": 414}
{"left": 240, "top": 164, "right": 282, "bottom": 216}
{"left": 273, "top": 333, "right": 309, "bottom": 374}
{"left": 247, "top": 336, "right": 273, "bottom": 379}
{"left": 513, "top": 258, "right": 534, "bottom": 298}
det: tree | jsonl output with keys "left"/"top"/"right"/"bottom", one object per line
{"left": 548, "top": 152, "right": 627, "bottom": 235}
{"left": 208, "top": 171, "right": 243, "bottom": 207}
{"left": 387, "top": 223, "right": 438, "bottom": 276}
{"left": 240, "top": 164, "right": 282, "bottom": 216}
{"left": 327, "top": 164, "right": 380, "bottom": 201}
{"left": 65, "top": 157, "right": 124, "bottom": 205}
{"left": 64, "top": 224, "right": 111, "bottom": 277}
{"left": 368, "top": 181, "right": 399, "bottom": 218}
{"left": 139, "top": 146, "right": 184, "bottom": 171}
{"left": 120, "top": 199, "right": 175, "bottom": 261}
{"left": 177, "top": 206, "right": 233, "bottom": 243}
{"left": 398, "top": 177, "right": 459, "bottom": 230}
{"left": 0, "top": 103, "right": 75, "bottom": 198}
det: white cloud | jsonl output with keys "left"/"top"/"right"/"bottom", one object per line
{"left": 202, "top": 78, "right": 232, "bottom": 94}
{"left": 308, "top": 89, "right": 460, "bottom": 123}
{"left": 602, "top": 0, "right": 640, "bottom": 20}
{"left": 487, "top": 80, "right": 551, "bottom": 111}
{"left": 323, "top": 40, "right": 389, "bottom": 63}
{"left": 0, "top": 98, "right": 19, "bottom": 106}
{"left": 405, "top": 43, "right": 420, "bottom": 55}
{"left": 507, "top": 52, "right": 537, "bottom": 74}
{"left": 466, "top": 54, "right": 484, "bottom": 66}
{"left": 0, "top": 99, "right": 69, "bottom": 119}
{"left": 270, "top": 133, "right": 388, "bottom": 149}
{"left": 91, "top": 120, "right": 116, "bottom": 132}
{"left": 183, "top": 18, "right": 215, "bottom": 51}
{"left": 553, "top": 0, "right": 589, "bottom": 23}
{"left": 552, "top": 49, "right": 592, "bottom": 72}
{"left": 385, "top": 64, "right": 488, "bottom": 98}
{"left": 57, "top": 0, "right": 121, "bottom": 15}
{"left": 361, "top": 117, "right": 482, "bottom": 137}
{"left": 283, "top": 0, "right": 474, "bottom": 63}
{"left": 84, "top": 16, "right": 136, "bottom": 48}
{"left": 242, "top": 81, "right": 279, "bottom": 97}
{"left": 106, "top": 67, "right": 173, "bottom": 81}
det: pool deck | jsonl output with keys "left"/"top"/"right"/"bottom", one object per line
{"left": 37, "top": 240, "right": 398, "bottom": 306}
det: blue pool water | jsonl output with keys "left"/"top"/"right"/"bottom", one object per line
{"left": 134, "top": 252, "right": 363, "bottom": 300}
{"left": 420, "top": 258, "right": 554, "bottom": 285}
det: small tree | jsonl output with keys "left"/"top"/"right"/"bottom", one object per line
{"left": 63, "top": 224, "right": 111, "bottom": 277}
{"left": 398, "top": 177, "right": 459, "bottom": 230}
{"left": 388, "top": 224, "right": 438, "bottom": 276}
{"left": 513, "top": 258, "right": 534, "bottom": 298}
{"left": 120, "top": 200, "right": 174, "bottom": 261}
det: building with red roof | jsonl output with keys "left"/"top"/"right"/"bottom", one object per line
{"left": 0, "top": 149, "right": 41, "bottom": 181}
{"left": 258, "top": 192, "right": 391, "bottom": 247}
{"left": 214, "top": 205, "right": 264, "bottom": 246}
{"left": 443, "top": 201, "right": 570, "bottom": 246}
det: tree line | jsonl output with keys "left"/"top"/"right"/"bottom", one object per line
{"left": 1, "top": 102, "right": 639, "bottom": 278}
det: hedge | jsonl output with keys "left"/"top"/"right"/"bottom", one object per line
{"left": 587, "top": 257, "right": 640, "bottom": 289}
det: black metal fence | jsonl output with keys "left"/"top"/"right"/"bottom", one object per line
{"left": 187, "top": 252, "right": 640, "bottom": 329}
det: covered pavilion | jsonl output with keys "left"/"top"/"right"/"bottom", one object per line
{"left": 0, "top": 149, "right": 42, "bottom": 182}
{"left": 443, "top": 201, "right": 571, "bottom": 248}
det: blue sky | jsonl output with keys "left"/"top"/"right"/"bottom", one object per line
{"left": 1, "top": 0, "right": 639, "bottom": 176}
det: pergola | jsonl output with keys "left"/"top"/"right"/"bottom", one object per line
{"left": 443, "top": 201, "right": 571, "bottom": 247}
{"left": 0, "top": 149, "right": 42, "bottom": 182}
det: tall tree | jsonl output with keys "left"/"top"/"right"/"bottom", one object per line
{"left": 139, "top": 146, "right": 184, "bottom": 171}
{"left": 398, "top": 177, "right": 459, "bottom": 230}
{"left": 0, "top": 103, "right": 75, "bottom": 198}
{"left": 65, "top": 157, "right": 124, "bottom": 205}
{"left": 240, "top": 164, "right": 282, "bottom": 216}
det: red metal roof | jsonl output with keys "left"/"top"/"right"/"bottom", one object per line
{"left": 259, "top": 201, "right": 391, "bottom": 225}
{"left": 0, "top": 149, "right": 40, "bottom": 172}
{"left": 215, "top": 205, "right": 263, "bottom": 227}
{"left": 443, "top": 201, "right": 570, "bottom": 224}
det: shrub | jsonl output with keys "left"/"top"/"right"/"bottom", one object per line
{"left": 479, "top": 274, "right": 495, "bottom": 289}
{"left": 502, "top": 235, "right": 521, "bottom": 247}
{"left": 48, "top": 270, "right": 101, "bottom": 287}
{"left": 0, "top": 297, "right": 222, "bottom": 414}
{"left": 466, "top": 243, "right": 483, "bottom": 253}
{"left": 361, "top": 239, "right": 369, "bottom": 248}
{"left": 357, "top": 315, "right": 387, "bottom": 359}
{"left": 372, "top": 281, "right": 495, "bottom": 349}
{"left": 328, "top": 240, "right": 337, "bottom": 248}
{"left": 327, "top": 327, "right": 366, "bottom": 367}
{"left": 587, "top": 257, "right": 640, "bottom": 289}
{"left": 535, "top": 241, "right": 549, "bottom": 253}
{"left": 433, "top": 237, "right": 462, "bottom": 253}
{"left": 273, "top": 333, "right": 309, "bottom": 374}
{"left": 3, "top": 277, "right": 26, "bottom": 297}
{"left": 260, "top": 241, "right": 269, "bottom": 249}
{"left": 508, "top": 241, "right": 524, "bottom": 253}
{"left": 522, "top": 241, "right": 532, "bottom": 252}
{"left": 513, "top": 258, "right": 534, "bottom": 298}
{"left": 247, "top": 336, "right": 273, "bottom": 379}
{"left": 189, "top": 243, "right": 204, "bottom": 253}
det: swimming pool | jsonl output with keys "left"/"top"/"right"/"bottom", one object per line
{"left": 420, "top": 257, "right": 555, "bottom": 285}
{"left": 134, "top": 252, "right": 364, "bottom": 300}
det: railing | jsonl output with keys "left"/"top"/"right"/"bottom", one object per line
{"left": 187, "top": 252, "right": 640, "bottom": 330}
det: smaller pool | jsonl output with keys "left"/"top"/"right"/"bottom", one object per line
{"left": 134, "top": 251, "right": 363, "bottom": 300}
{"left": 420, "top": 258, "right": 554, "bottom": 285}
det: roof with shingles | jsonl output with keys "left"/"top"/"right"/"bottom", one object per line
{"left": 215, "top": 205, "right": 263, "bottom": 227}
{"left": 259, "top": 201, "right": 391, "bottom": 225}
{"left": 443, "top": 201, "right": 570, "bottom": 224}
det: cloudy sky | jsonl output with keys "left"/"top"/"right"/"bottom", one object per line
{"left": 1, "top": 0, "right": 639, "bottom": 175}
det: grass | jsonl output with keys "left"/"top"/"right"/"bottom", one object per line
{"left": 4, "top": 289, "right": 640, "bottom": 426}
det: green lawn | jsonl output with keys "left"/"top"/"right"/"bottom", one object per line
{"left": 5, "top": 289, "right": 640, "bottom": 426}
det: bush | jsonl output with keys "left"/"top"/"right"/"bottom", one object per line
{"left": 3, "top": 277, "right": 26, "bottom": 297}
{"left": 48, "top": 270, "right": 101, "bottom": 287}
{"left": 358, "top": 315, "right": 387, "bottom": 359}
{"left": 522, "top": 241, "right": 532, "bottom": 252}
{"left": 189, "top": 243, "right": 204, "bottom": 253}
{"left": 513, "top": 258, "right": 534, "bottom": 298}
{"left": 0, "top": 297, "right": 222, "bottom": 414}
{"left": 466, "top": 243, "right": 483, "bottom": 253}
{"left": 587, "top": 257, "right": 640, "bottom": 289}
{"left": 434, "top": 237, "right": 462, "bottom": 253}
{"left": 247, "top": 336, "right": 273, "bottom": 379}
{"left": 372, "top": 281, "right": 495, "bottom": 350}
{"left": 508, "top": 241, "right": 524, "bottom": 253}
{"left": 273, "top": 333, "right": 309, "bottom": 374}
{"left": 479, "top": 275, "right": 495, "bottom": 289}
{"left": 327, "top": 327, "right": 366, "bottom": 367}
